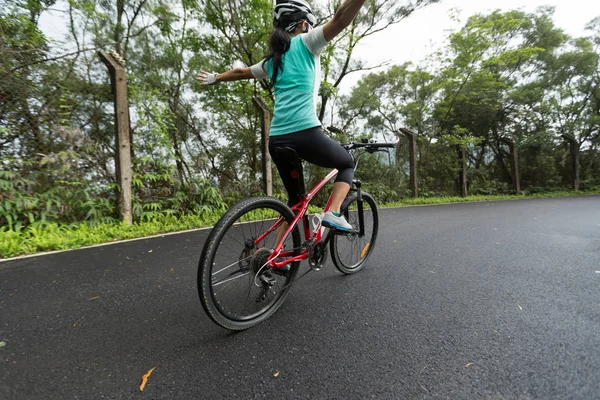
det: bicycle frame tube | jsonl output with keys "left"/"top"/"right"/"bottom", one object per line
{"left": 256, "top": 168, "right": 339, "bottom": 267}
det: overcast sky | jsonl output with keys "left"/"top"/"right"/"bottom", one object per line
{"left": 39, "top": 0, "right": 600, "bottom": 93}
{"left": 342, "top": 0, "right": 600, "bottom": 91}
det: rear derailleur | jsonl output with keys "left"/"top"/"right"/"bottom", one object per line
{"left": 256, "top": 270, "right": 276, "bottom": 303}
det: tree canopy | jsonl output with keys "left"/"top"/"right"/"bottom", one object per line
{"left": 1, "top": 1, "right": 599, "bottom": 230}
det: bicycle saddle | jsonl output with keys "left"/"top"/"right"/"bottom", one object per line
{"left": 273, "top": 146, "right": 302, "bottom": 162}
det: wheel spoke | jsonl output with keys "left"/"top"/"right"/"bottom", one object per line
{"left": 331, "top": 193, "right": 378, "bottom": 274}
{"left": 198, "top": 198, "right": 301, "bottom": 329}
{"left": 213, "top": 271, "right": 251, "bottom": 289}
{"left": 212, "top": 255, "right": 253, "bottom": 277}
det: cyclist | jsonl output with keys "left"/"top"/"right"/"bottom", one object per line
{"left": 198, "top": 0, "right": 366, "bottom": 231}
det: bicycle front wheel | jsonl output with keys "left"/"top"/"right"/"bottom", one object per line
{"left": 198, "top": 196, "right": 302, "bottom": 330}
{"left": 330, "top": 191, "right": 379, "bottom": 274}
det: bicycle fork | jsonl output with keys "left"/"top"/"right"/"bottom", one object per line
{"left": 353, "top": 179, "right": 365, "bottom": 237}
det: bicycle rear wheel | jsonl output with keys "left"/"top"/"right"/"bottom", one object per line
{"left": 198, "top": 196, "right": 302, "bottom": 330}
{"left": 330, "top": 191, "right": 379, "bottom": 274}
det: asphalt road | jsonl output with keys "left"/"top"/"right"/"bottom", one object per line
{"left": 1, "top": 196, "right": 599, "bottom": 399}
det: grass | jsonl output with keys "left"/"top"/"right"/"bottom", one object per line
{"left": 0, "top": 211, "right": 223, "bottom": 260}
{"left": 1, "top": 190, "right": 598, "bottom": 260}
{"left": 382, "top": 190, "right": 600, "bottom": 208}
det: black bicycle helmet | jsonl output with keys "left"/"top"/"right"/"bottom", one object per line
{"left": 273, "top": 0, "right": 317, "bottom": 32}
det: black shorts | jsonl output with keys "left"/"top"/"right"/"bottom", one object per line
{"left": 268, "top": 126, "right": 355, "bottom": 206}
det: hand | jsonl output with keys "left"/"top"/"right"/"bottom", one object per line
{"left": 197, "top": 71, "right": 219, "bottom": 85}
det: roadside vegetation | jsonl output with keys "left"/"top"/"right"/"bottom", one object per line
{"left": 1, "top": 1, "right": 599, "bottom": 258}
{"left": 2, "top": 190, "right": 598, "bottom": 259}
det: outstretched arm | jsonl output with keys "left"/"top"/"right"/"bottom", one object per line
{"left": 197, "top": 67, "right": 253, "bottom": 85}
{"left": 322, "top": 0, "right": 366, "bottom": 42}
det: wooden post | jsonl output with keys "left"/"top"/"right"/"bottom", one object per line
{"left": 252, "top": 96, "right": 273, "bottom": 196}
{"left": 562, "top": 134, "right": 580, "bottom": 191}
{"left": 399, "top": 128, "right": 418, "bottom": 198}
{"left": 499, "top": 137, "right": 520, "bottom": 194}
{"left": 98, "top": 50, "right": 133, "bottom": 224}
{"left": 458, "top": 146, "right": 468, "bottom": 197}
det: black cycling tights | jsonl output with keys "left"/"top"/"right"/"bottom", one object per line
{"left": 269, "top": 126, "right": 355, "bottom": 206}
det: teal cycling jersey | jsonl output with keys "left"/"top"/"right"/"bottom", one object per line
{"left": 250, "top": 26, "right": 328, "bottom": 136}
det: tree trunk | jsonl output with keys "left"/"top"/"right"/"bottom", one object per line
{"left": 494, "top": 145, "right": 512, "bottom": 184}
{"left": 562, "top": 135, "right": 580, "bottom": 191}
{"left": 571, "top": 141, "right": 580, "bottom": 191}
{"left": 171, "top": 131, "right": 186, "bottom": 184}
{"left": 399, "top": 128, "right": 418, "bottom": 198}
{"left": 457, "top": 146, "right": 468, "bottom": 197}
{"left": 253, "top": 97, "right": 273, "bottom": 196}
{"left": 115, "top": 0, "right": 125, "bottom": 55}
{"left": 499, "top": 137, "right": 520, "bottom": 194}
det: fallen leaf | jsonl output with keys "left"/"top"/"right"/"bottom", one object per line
{"left": 140, "top": 367, "right": 156, "bottom": 391}
{"left": 0, "top": 341, "right": 6, "bottom": 348}
{"left": 88, "top": 296, "right": 100, "bottom": 301}
{"left": 148, "top": 250, "right": 153, "bottom": 253}
{"left": 517, "top": 304, "right": 523, "bottom": 310}
{"left": 73, "top": 323, "right": 77, "bottom": 327}
{"left": 465, "top": 363, "right": 473, "bottom": 368}
{"left": 273, "top": 371, "right": 280, "bottom": 377}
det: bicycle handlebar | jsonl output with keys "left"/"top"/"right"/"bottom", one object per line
{"left": 342, "top": 142, "right": 396, "bottom": 151}
{"left": 326, "top": 126, "right": 396, "bottom": 152}
{"left": 367, "top": 143, "right": 396, "bottom": 149}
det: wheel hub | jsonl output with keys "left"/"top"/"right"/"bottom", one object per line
{"left": 250, "top": 248, "right": 272, "bottom": 274}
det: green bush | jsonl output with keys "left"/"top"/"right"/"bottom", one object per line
{"left": 3, "top": 189, "right": 599, "bottom": 259}
{"left": 0, "top": 209, "right": 225, "bottom": 259}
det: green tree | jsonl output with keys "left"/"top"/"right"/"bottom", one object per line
{"left": 434, "top": 8, "right": 567, "bottom": 193}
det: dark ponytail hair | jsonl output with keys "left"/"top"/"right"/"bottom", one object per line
{"left": 265, "top": 26, "right": 291, "bottom": 88}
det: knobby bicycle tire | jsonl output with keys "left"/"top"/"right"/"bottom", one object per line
{"left": 330, "top": 191, "right": 379, "bottom": 274}
{"left": 198, "top": 196, "right": 302, "bottom": 330}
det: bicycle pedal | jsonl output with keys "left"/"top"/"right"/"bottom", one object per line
{"left": 335, "top": 229, "right": 359, "bottom": 235}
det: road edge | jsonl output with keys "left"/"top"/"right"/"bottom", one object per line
{"left": 2, "top": 194, "right": 598, "bottom": 263}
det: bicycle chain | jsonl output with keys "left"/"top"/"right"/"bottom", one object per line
{"left": 258, "top": 228, "right": 340, "bottom": 293}
{"left": 278, "top": 265, "right": 314, "bottom": 292}
{"left": 272, "top": 234, "right": 334, "bottom": 292}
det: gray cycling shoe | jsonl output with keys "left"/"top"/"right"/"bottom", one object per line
{"left": 322, "top": 211, "right": 353, "bottom": 231}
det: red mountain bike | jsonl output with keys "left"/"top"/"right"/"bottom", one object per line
{"left": 198, "top": 139, "right": 395, "bottom": 330}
